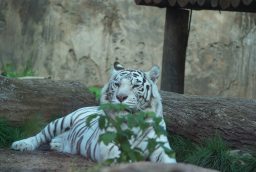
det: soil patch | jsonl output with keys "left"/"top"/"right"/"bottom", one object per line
{"left": 0, "top": 148, "right": 95, "bottom": 172}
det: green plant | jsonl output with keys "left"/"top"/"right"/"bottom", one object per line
{"left": 86, "top": 103, "right": 175, "bottom": 163}
{"left": 88, "top": 86, "right": 101, "bottom": 101}
{"left": 1, "top": 64, "right": 34, "bottom": 78}
{"left": 0, "top": 115, "right": 46, "bottom": 148}
{"left": 0, "top": 118, "right": 23, "bottom": 148}
{"left": 20, "top": 115, "right": 46, "bottom": 137}
{"left": 169, "top": 134, "right": 256, "bottom": 172}
{"left": 168, "top": 134, "right": 196, "bottom": 161}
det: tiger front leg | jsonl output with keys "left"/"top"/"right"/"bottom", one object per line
{"left": 148, "top": 135, "right": 176, "bottom": 163}
{"left": 11, "top": 136, "right": 39, "bottom": 151}
{"left": 150, "top": 146, "right": 176, "bottom": 163}
{"left": 98, "top": 142, "right": 121, "bottom": 162}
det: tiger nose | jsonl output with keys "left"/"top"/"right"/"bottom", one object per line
{"left": 116, "top": 94, "right": 128, "bottom": 102}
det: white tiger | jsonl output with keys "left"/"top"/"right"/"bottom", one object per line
{"left": 11, "top": 62, "right": 176, "bottom": 163}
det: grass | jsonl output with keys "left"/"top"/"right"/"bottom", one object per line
{"left": 0, "top": 118, "right": 23, "bottom": 148}
{"left": 1, "top": 64, "right": 34, "bottom": 78}
{"left": 19, "top": 115, "right": 46, "bottom": 137}
{"left": 0, "top": 116, "right": 46, "bottom": 148}
{"left": 169, "top": 134, "right": 256, "bottom": 172}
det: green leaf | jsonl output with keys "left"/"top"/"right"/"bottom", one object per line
{"left": 88, "top": 86, "right": 101, "bottom": 101}
{"left": 2, "top": 63, "right": 34, "bottom": 78}
{"left": 86, "top": 114, "right": 99, "bottom": 127}
{"left": 153, "top": 125, "right": 167, "bottom": 137}
{"left": 162, "top": 146, "right": 176, "bottom": 158}
{"left": 98, "top": 116, "right": 106, "bottom": 129}
{"left": 127, "top": 115, "right": 136, "bottom": 128}
{"left": 100, "top": 103, "right": 128, "bottom": 112}
{"left": 153, "top": 116, "right": 162, "bottom": 125}
{"left": 94, "top": 104, "right": 178, "bottom": 164}
{"left": 99, "top": 131, "right": 117, "bottom": 145}
{"left": 132, "top": 148, "right": 144, "bottom": 161}
{"left": 147, "top": 138, "right": 158, "bottom": 154}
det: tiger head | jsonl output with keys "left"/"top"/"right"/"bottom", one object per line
{"left": 100, "top": 62, "right": 163, "bottom": 117}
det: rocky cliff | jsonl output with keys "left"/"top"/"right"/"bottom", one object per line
{"left": 0, "top": 0, "right": 255, "bottom": 98}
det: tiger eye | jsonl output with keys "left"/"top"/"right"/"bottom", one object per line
{"left": 132, "top": 84, "right": 140, "bottom": 89}
{"left": 114, "top": 82, "right": 120, "bottom": 87}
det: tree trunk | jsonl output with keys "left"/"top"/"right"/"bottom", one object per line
{"left": 1, "top": 76, "right": 256, "bottom": 152}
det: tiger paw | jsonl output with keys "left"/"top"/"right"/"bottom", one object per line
{"left": 99, "top": 142, "right": 121, "bottom": 162}
{"left": 11, "top": 137, "right": 37, "bottom": 151}
{"left": 162, "top": 156, "right": 177, "bottom": 163}
{"left": 50, "top": 138, "right": 64, "bottom": 152}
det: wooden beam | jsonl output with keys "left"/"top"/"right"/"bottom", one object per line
{"left": 160, "top": 8, "right": 189, "bottom": 93}
{"left": 231, "top": 0, "right": 241, "bottom": 8}
{"left": 135, "top": 0, "right": 256, "bottom": 12}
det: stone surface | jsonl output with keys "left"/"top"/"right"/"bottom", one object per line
{"left": 99, "top": 162, "right": 219, "bottom": 172}
{"left": 0, "top": 149, "right": 218, "bottom": 172}
{"left": 185, "top": 11, "right": 256, "bottom": 98}
{"left": 0, "top": 1, "right": 255, "bottom": 98}
{"left": 0, "top": 0, "right": 164, "bottom": 86}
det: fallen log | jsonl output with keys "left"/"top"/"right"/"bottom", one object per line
{"left": 161, "top": 91, "right": 256, "bottom": 152}
{"left": 0, "top": 76, "right": 256, "bottom": 152}
{"left": 0, "top": 76, "right": 96, "bottom": 124}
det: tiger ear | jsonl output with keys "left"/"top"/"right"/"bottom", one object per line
{"left": 114, "top": 61, "right": 124, "bottom": 70}
{"left": 111, "top": 62, "right": 124, "bottom": 75}
{"left": 147, "top": 65, "right": 160, "bottom": 83}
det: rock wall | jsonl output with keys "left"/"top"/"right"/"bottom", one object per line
{"left": 0, "top": 0, "right": 255, "bottom": 98}
{"left": 186, "top": 11, "right": 256, "bottom": 98}
{"left": 0, "top": 0, "right": 165, "bottom": 86}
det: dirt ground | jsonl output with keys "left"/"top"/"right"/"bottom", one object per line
{"left": 0, "top": 148, "right": 95, "bottom": 172}
{"left": 0, "top": 148, "right": 219, "bottom": 172}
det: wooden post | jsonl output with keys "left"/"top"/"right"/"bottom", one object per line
{"left": 161, "top": 8, "right": 189, "bottom": 93}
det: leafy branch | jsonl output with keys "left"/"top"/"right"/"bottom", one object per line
{"left": 86, "top": 103, "right": 175, "bottom": 163}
